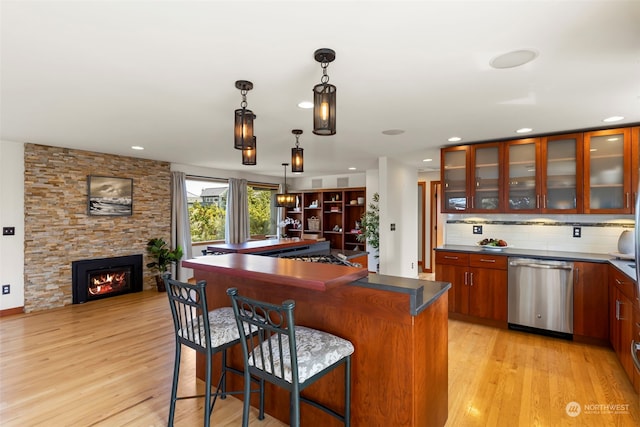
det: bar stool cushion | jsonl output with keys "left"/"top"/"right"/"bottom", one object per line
{"left": 249, "top": 325, "right": 354, "bottom": 383}
{"left": 180, "top": 307, "right": 253, "bottom": 348}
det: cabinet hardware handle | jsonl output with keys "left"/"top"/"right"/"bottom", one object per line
{"left": 625, "top": 192, "right": 630, "bottom": 208}
{"left": 464, "top": 271, "right": 469, "bottom": 286}
{"left": 616, "top": 299, "right": 621, "bottom": 320}
{"left": 575, "top": 268, "right": 579, "bottom": 283}
{"left": 469, "top": 272, "right": 474, "bottom": 286}
{"left": 615, "top": 278, "right": 627, "bottom": 285}
{"left": 444, "top": 256, "right": 459, "bottom": 260}
{"left": 542, "top": 194, "right": 547, "bottom": 209}
{"left": 479, "top": 258, "right": 496, "bottom": 263}
{"left": 470, "top": 196, "right": 474, "bottom": 209}
{"left": 536, "top": 194, "right": 540, "bottom": 209}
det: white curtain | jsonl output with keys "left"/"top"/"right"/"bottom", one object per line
{"left": 225, "top": 178, "right": 250, "bottom": 244}
{"left": 171, "top": 171, "right": 193, "bottom": 281}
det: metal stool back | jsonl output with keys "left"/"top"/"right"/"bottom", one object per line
{"left": 227, "top": 287, "right": 353, "bottom": 427}
{"left": 164, "top": 274, "right": 263, "bottom": 427}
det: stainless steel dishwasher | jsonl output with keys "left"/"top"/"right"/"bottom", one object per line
{"left": 507, "top": 257, "right": 574, "bottom": 338}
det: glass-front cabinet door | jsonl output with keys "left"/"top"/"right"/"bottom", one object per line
{"left": 505, "top": 138, "right": 539, "bottom": 212}
{"left": 441, "top": 146, "right": 469, "bottom": 212}
{"left": 540, "top": 133, "right": 583, "bottom": 213}
{"left": 470, "top": 143, "right": 502, "bottom": 211}
{"left": 584, "top": 128, "right": 632, "bottom": 213}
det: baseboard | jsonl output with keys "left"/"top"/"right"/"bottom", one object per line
{"left": 0, "top": 306, "right": 24, "bottom": 317}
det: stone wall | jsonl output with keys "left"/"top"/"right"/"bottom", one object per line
{"left": 24, "top": 144, "right": 171, "bottom": 312}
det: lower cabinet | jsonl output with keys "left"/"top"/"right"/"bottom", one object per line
{"left": 573, "top": 261, "right": 609, "bottom": 341}
{"left": 436, "top": 251, "right": 507, "bottom": 323}
{"left": 609, "top": 265, "right": 640, "bottom": 393}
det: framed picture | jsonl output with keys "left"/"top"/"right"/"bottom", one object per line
{"left": 87, "top": 175, "right": 133, "bottom": 216}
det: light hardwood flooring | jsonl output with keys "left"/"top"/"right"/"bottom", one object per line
{"left": 1, "top": 290, "right": 639, "bottom": 426}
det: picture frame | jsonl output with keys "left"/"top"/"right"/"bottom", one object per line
{"left": 87, "top": 175, "right": 133, "bottom": 216}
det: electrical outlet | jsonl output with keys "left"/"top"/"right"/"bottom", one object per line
{"left": 473, "top": 225, "right": 483, "bottom": 234}
{"left": 573, "top": 227, "right": 581, "bottom": 238}
{"left": 390, "top": 223, "right": 396, "bottom": 231}
{"left": 2, "top": 285, "right": 10, "bottom": 295}
{"left": 2, "top": 227, "right": 15, "bottom": 236}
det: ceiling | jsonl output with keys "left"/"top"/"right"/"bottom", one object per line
{"left": 2, "top": 1, "right": 639, "bottom": 178}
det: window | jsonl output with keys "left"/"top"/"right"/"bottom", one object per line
{"left": 186, "top": 177, "right": 278, "bottom": 243}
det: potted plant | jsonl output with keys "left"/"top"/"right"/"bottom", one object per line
{"left": 146, "top": 238, "right": 183, "bottom": 291}
{"left": 356, "top": 192, "right": 379, "bottom": 271}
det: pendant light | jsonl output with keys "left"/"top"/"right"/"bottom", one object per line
{"left": 234, "top": 80, "right": 254, "bottom": 150}
{"left": 242, "top": 136, "right": 257, "bottom": 165}
{"left": 275, "top": 163, "right": 296, "bottom": 208}
{"left": 291, "top": 129, "right": 304, "bottom": 173}
{"left": 312, "top": 48, "right": 336, "bottom": 136}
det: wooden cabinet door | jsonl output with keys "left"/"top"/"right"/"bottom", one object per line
{"left": 619, "top": 291, "right": 635, "bottom": 382}
{"left": 435, "top": 251, "right": 469, "bottom": 314}
{"left": 470, "top": 143, "right": 502, "bottom": 212}
{"left": 610, "top": 284, "right": 621, "bottom": 353}
{"left": 468, "top": 267, "right": 507, "bottom": 321}
{"left": 584, "top": 127, "right": 633, "bottom": 213}
{"left": 441, "top": 146, "right": 470, "bottom": 213}
{"left": 540, "top": 133, "right": 584, "bottom": 213}
{"left": 435, "top": 262, "right": 468, "bottom": 314}
{"left": 503, "top": 138, "right": 541, "bottom": 213}
{"left": 573, "top": 262, "right": 608, "bottom": 340}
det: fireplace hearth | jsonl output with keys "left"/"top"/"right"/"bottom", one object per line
{"left": 72, "top": 254, "right": 143, "bottom": 304}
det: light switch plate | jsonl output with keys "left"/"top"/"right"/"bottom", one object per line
{"left": 473, "top": 225, "right": 483, "bottom": 234}
{"left": 2, "top": 227, "right": 15, "bottom": 236}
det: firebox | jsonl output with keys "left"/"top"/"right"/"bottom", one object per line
{"left": 72, "top": 254, "right": 143, "bottom": 304}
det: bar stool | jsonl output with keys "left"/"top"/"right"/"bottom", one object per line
{"left": 163, "top": 274, "right": 264, "bottom": 427}
{"left": 226, "top": 287, "right": 353, "bottom": 427}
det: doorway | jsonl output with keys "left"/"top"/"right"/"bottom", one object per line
{"left": 418, "top": 180, "right": 443, "bottom": 274}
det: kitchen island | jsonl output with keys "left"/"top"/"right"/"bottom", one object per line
{"left": 183, "top": 254, "right": 451, "bottom": 427}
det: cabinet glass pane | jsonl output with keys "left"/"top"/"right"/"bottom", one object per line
{"left": 443, "top": 150, "right": 467, "bottom": 211}
{"left": 508, "top": 143, "right": 537, "bottom": 210}
{"left": 546, "top": 138, "right": 577, "bottom": 210}
{"left": 589, "top": 133, "right": 624, "bottom": 209}
{"left": 474, "top": 146, "right": 499, "bottom": 210}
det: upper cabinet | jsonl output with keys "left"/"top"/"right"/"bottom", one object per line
{"left": 540, "top": 133, "right": 584, "bottom": 214}
{"left": 584, "top": 128, "right": 633, "bottom": 214}
{"left": 441, "top": 126, "right": 637, "bottom": 215}
{"left": 442, "top": 143, "right": 502, "bottom": 213}
{"left": 504, "top": 138, "right": 539, "bottom": 213}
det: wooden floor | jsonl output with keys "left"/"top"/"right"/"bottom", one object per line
{"left": 1, "top": 291, "right": 639, "bottom": 426}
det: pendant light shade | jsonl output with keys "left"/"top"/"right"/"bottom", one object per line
{"left": 275, "top": 163, "right": 296, "bottom": 208}
{"left": 234, "top": 80, "right": 254, "bottom": 150}
{"left": 290, "top": 129, "right": 304, "bottom": 173}
{"left": 242, "top": 136, "right": 257, "bottom": 165}
{"left": 312, "top": 48, "right": 336, "bottom": 136}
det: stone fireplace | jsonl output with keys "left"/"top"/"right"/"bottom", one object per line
{"left": 72, "top": 254, "right": 143, "bottom": 304}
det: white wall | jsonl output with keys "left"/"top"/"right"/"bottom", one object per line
{"left": 0, "top": 141, "right": 25, "bottom": 310}
{"left": 290, "top": 173, "right": 366, "bottom": 190}
{"left": 379, "top": 157, "right": 419, "bottom": 278}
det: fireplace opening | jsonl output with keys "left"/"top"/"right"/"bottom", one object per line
{"left": 72, "top": 254, "right": 143, "bottom": 304}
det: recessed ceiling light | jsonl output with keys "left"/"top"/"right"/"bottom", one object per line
{"left": 297, "top": 101, "right": 313, "bottom": 109}
{"left": 348, "top": 167, "right": 357, "bottom": 171}
{"left": 131, "top": 146, "right": 144, "bottom": 150}
{"left": 423, "top": 158, "right": 433, "bottom": 162}
{"left": 381, "top": 129, "right": 405, "bottom": 135}
{"left": 515, "top": 128, "right": 533, "bottom": 134}
{"left": 448, "top": 137, "right": 462, "bottom": 142}
{"left": 603, "top": 116, "right": 624, "bottom": 122}
{"left": 490, "top": 49, "right": 538, "bottom": 69}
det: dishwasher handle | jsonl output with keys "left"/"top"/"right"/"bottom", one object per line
{"left": 508, "top": 260, "right": 573, "bottom": 270}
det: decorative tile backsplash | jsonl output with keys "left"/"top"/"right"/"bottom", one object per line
{"left": 445, "top": 214, "right": 634, "bottom": 254}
